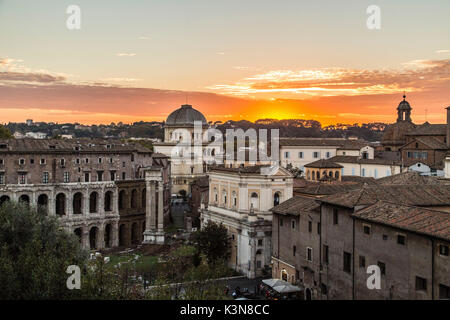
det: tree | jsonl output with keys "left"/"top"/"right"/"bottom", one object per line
{"left": 0, "top": 201, "right": 86, "bottom": 299}
{"left": 190, "top": 221, "right": 230, "bottom": 265}
{"left": 0, "top": 125, "right": 12, "bottom": 138}
{"left": 286, "top": 163, "right": 302, "bottom": 178}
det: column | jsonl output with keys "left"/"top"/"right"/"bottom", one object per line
{"left": 98, "top": 225, "right": 105, "bottom": 249}
{"left": 82, "top": 226, "right": 89, "bottom": 249}
{"left": 67, "top": 191, "right": 73, "bottom": 217}
{"left": 112, "top": 221, "right": 119, "bottom": 247}
{"left": 84, "top": 190, "right": 89, "bottom": 215}
{"left": 157, "top": 182, "right": 164, "bottom": 231}
{"left": 150, "top": 181, "right": 156, "bottom": 230}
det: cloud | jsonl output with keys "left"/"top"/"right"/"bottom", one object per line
{"left": 215, "top": 52, "right": 225, "bottom": 55}
{"left": 116, "top": 53, "right": 137, "bottom": 57}
{"left": 208, "top": 59, "right": 450, "bottom": 99}
{"left": 100, "top": 77, "right": 142, "bottom": 83}
{"left": 436, "top": 50, "right": 450, "bottom": 54}
{"left": 0, "top": 71, "right": 65, "bottom": 83}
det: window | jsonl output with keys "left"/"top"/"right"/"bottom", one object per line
{"left": 323, "top": 245, "right": 329, "bottom": 264}
{"left": 407, "top": 151, "right": 412, "bottom": 158}
{"left": 415, "top": 277, "right": 427, "bottom": 291}
{"left": 313, "top": 152, "right": 319, "bottom": 158}
{"left": 84, "top": 172, "right": 90, "bottom": 182}
{"left": 0, "top": 173, "right": 4, "bottom": 184}
{"left": 0, "top": 159, "right": 3, "bottom": 165}
{"left": 98, "top": 157, "right": 102, "bottom": 164}
{"left": 97, "top": 171, "right": 103, "bottom": 182}
{"left": 85, "top": 158, "right": 89, "bottom": 164}
{"left": 19, "top": 158, "right": 25, "bottom": 165}
{"left": 60, "top": 159, "right": 65, "bottom": 166}
{"left": 362, "top": 168, "right": 366, "bottom": 177}
{"left": 256, "top": 260, "right": 262, "bottom": 269}
{"left": 279, "top": 218, "right": 283, "bottom": 227}
{"left": 122, "top": 172, "right": 126, "bottom": 180}
{"left": 258, "top": 239, "right": 263, "bottom": 246}
{"left": 298, "top": 152, "right": 303, "bottom": 159}
{"left": 343, "top": 252, "right": 351, "bottom": 273}
{"left": 359, "top": 255, "right": 366, "bottom": 268}
{"left": 131, "top": 154, "right": 134, "bottom": 162}
{"left": 284, "top": 151, "right": 290, "bottom": 159}
{"left": 64, "top": 172, "right": 70, "bottom": 183}
{"left": 40, "top": 158, "right": 46, "bottom": 165}
{"left": 190, "top": 167, "right": 194, "bottom": 174}
{"left": 439, "top": 244, "right": 449, "bottom": 256}
{"left": 109, "top": 158, "right": 113, "bottom": 164}
{"left": 293, "top": 245, "right": 296, "bottom": 256}
{"left": 326, "top": 152, "right": 330, "bottom": 158}
{"left": 321, "top": 283, "right": 328, "bottom": 295}
{"left": 19, "top": 173, "right": 26, "bottom": 184}
{"left": 122, "top": 161, "right": 126, "bottom": 168}
{"left": 110, "top": 171, "right": 116, "bottom": 181}
{"left": 439, "top": 284, "right": 450, "bottom": 299}
{"left": 306, "top": 247, "right": 312, "bottom": 262}
{"left": 382, "top": 234, "right": 388, "bottom": 240}
{"left": 351, "top": 168, "right": 355, "bottom": 175}
{"left": 42, "top": 172, "right": 49, "bottom": 184}
{"left": 30, "top": 159, "right": 34, "bottom": 164}
{"left": 377, "top": 261, "right": 386, "bottom": 275}
{"left": 317, "top": 222, "right": 321, "bottom": 234}
{"left": 332, "top": 208, "right": 338, "bottom": 225}
{"left": 291, "top": 220, "right": 296, "bottom": 229}
{"left": 308, "top": 221, "right": 312, "bottom": 233}
{"left": 363, "top": 224, "right": 371, "bottom": 235}
{"left": 397, "top": 234, "right": 406, "bottom": 245}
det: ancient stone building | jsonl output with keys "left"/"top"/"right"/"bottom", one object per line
{"left": 0, "top": 138, "right": 170, "bottom": 250}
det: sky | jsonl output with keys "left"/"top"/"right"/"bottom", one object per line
{"left": 0, "top": 0, "right": 449, "bottom": 125}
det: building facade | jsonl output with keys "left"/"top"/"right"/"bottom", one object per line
{"left": 0, "top": 138, "right": 170, "bottom": 250}
{"left": 201, "top": 165, "right": 293, "bottom": 279}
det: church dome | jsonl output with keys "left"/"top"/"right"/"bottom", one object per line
{"left": 165, "top": 104, "right": 207, "bottom": 127}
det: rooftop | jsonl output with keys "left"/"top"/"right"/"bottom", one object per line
{"left": 304, "top": 159, "right": 343, "bottom": 168}
{"left": 353, "top": 201, "right": 450, "bottom": 242}
{"left": 271, "top": 195, "right": 320, "bottom": 216}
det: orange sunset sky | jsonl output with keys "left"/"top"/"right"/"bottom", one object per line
{"left": 1, "top": 1, "right": 450, "bottom": 126}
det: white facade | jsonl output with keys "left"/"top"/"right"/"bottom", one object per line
{"left": 201, "top": 166, "right": 293, "bottom": 279}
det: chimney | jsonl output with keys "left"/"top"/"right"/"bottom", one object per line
{"left": 447, "top": 107, "right": 450, "bottom": 148}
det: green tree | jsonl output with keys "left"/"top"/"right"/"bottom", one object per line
{"left": 0, "top": 201, "right": 86, "bottom": 299}
{"left": 0, "top": 125, "right": 12, "bottom": 138}
{"left": 190, "top": 221, "right": 230, "bottom": 265}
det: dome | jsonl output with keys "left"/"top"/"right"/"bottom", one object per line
{"left": 165, "top": 104, "right": 207, "bottom": 127}
{"left": 397, "top": 98, "right": 411, "bottom": 111}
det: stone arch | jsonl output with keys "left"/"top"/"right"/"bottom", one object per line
{"left": 274, "top": 192, "right": 281, "bottom": 206}
{"left": 141, "top": 188, "right": 146, "bottom": 208}
{"left": 0, "top": 195, "right": 10, "bottom": 207}
{"left": 37, "top": 194, "right": 48, "bottom": 214}
{"left": 73, "top": 192, "right": 83, "bottom": 215}
{"left": 19, "top": 194, "right": 30, "bottom": 205}
{"left": 55, "top": 193, "right": 66, "bottom": 216}
{"left": 131, "top": 222, "right": 139, "bottom": 244}
{"left": 131, "top": 189, "right": 138, "bottom": 209}
{"left": 104, "top": 224, "right": 111, "bottom": 248}
{"left": 74, "top": 228, "right": 82, "bottom": 244}
{"left": 119, "top": 190, "right": 126, "bottom": 210}
{"left": 104, "top": 191, "right": 113, "bottom": 212}
{"left": 89, "top": 226, "right": 99, "bottom": 249}
{"left": 89, "top": 191, "right": 98, "bottom": 213}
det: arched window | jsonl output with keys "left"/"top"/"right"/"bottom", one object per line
{"left": 131, "top": 222, "right": 139, "bottom": 244}
{"left": 307, "top": 171, "right": 311, "bottom": 180}
{"left": 250, "top": 192, "right": 259, "bottom": 210}
{"left": 74, "top": 228, "right": 82, "bottom": 244}
{"left": 104, "top": 224, "right": 111, "bottom": 248}
{"left": 104, "top": 191, "right": 113, "bottom": 212}
{"left": 214, "top": 188, "right": 218, "bottom": 203}
{"left": 89, "top": 192, "right": 98, "bottom": 213}
{"left": 232, "top": 191, "right": 237, "bottom": 207}
{"left": 274, "top": 192, "right": 281, "bottom": 206}
{"left": 119, "top": 224, "right": 126, "bottom": 247}
{"left": 37, "top": 194, "right": 48, "bottom": 214}
{"left": 55, "top": 193, "right": 66, "bottom": 215}
{"left": 222, "top": 189, "right": 227, "bottom": 206}
{"left": 73, "top": 192, "right": 83, "bottom": 215}
{"left": 0, "top": 195, "right": 10, "bottom": 207}
{"left": 119, "top": 190, "right": 126, "bottom": 210}
{"left": 19, "top": 194, "right": 30, "bottom": 206}
{"left": 335, "top": 171, "right": 340, "bottom": 179}
{"left": 89, "top": 226, "right": 98, "bottom": 249}
{"left": 316, "top": 171, "right": 320, "bottom": 180}
{"left": 329, "top": 171, "right": 333, "bottom": 177}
